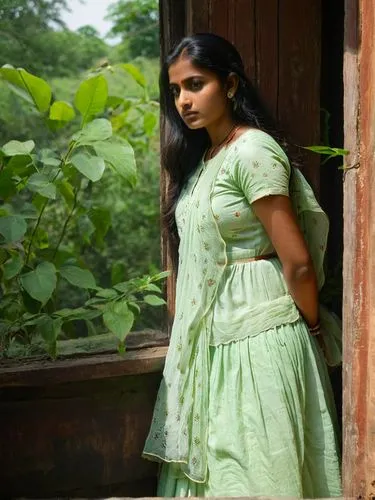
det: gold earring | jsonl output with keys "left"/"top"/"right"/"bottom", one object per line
{"left": 227, "top": 90, "right": 234, "bottom": 99}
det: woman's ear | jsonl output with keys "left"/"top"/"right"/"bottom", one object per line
{"left": 226, "top": 73, "right": 239, "bottom": 97}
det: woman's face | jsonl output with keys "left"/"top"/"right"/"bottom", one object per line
{"left": 168, "top": 56, "right": 231, "bottom": 130}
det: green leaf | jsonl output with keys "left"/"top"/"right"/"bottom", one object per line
{"left": 143, "top": 111, "right": 157, "bottom": 136}
{"left": 151, "top": 270, "right": 171, "bottom": 281}
{"left": 39, "top": 148, "right": 60, "bottom": 165}
{"left": 111, "top": 260, "right": 126, "bottom": 286}
{"left": 20, "top": 203, "right": 39, "bottom": 220}
{"left": 7, "top": 154, "right": 34, "bottom": 175}
{"left": 85, "top": 319, "right": 97, "bottom": 336}
{"left": 0, "top": 169, "right": 17, "bottom": 200}
{"left": 74, "top": 118, "right": 112, "bottom": 144}
{"left": 71, "top": 152, "right": 105, "bottom": 182}
{"left": 57, "top": 179, "right": 75, "bottom": 207}
{"left": 143, "top": 294, "right": 166, "bottom": 306}
{"left": 59, "top": 265, "right": 96, "bottom": 289}
{"left": 103, "top": 301, "right": 134, "bottom": 342}
{"left": 145, "top": 283, "right": 162, "bottom": 293}
{"left": 39, "top": 316, "right": 62, "bottom": 343}
{"left": 96, "top": 288, "right": 118, "bottom": 299}
{"left": 2, "top": 140, "right": 35, "bottom": 156}
{"left": 89, "top": 207, "right": 111, "bottom": 244}
{"left": 74, "top": 75, "right": 108, "bottom": 124}
{"left": 34, "top": 228, "right": 49, "bottom": 249}
{"left": 113, "top": 281, "right": 131, "bottom": 293}
{"left": 38, "top": 316, "right": 62, "bottom": 359}
{"left": 0, "top": 65, "right": 52, "bottom": 112}
{"left": 21, "top": 262, "right": 57, "bottom": 305}
{"left": 0, "top": 215, "right": 27, "bottom": 243}
{"left": 93, "top": 138, "right": 137, "bottom": 187}
{"left": 3, "top": 254, "right": 23, "bottom": 280}
{"left": 118, "top": 63, "right": 146, "bottom": 88}
{"left": 128, "top": 301, "right": 140, "bottom": 314}
{"left": 27, "top": 173, "right": 57, "bottom": 199}
{"left": 106, "top": 95, "right": 124, "bottom": 109}
{"left": 54, "top": 307, "right": 102, "bottom": 321}
{"left": 77, "top": 215, "right": 95, "bottom": 244}
{"left": 49, "top": 101, "right": 76, "bottom": 122}
{"left": 303, "top": 145, "right": 350, "bottom": 156}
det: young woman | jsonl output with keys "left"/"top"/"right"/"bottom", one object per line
{"left": 143, "top": 33, "right": 342, "bottom": 498}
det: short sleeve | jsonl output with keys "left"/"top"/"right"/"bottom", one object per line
{"left": 232, "top": 130, "right": 291, "bottom": 204}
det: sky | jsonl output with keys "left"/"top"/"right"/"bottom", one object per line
{"left": 61, "top": 0, "right": 117, "bottom": 41}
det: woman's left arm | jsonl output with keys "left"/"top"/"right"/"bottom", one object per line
{"left": 252, "top": 194, "right": 319, "bottom": 329}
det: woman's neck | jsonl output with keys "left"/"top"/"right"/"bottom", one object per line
{"left": 206, "top": 118, "right": 237, "bottom": 146}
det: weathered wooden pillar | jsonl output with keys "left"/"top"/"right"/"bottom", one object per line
{"left": 343, "top": 0, "right": 375, "bottom": 496}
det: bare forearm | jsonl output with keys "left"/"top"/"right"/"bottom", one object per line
{"left": 283, "top": 264, "right": 319, "bottom": 327}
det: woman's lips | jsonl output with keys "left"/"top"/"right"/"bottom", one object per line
{"left": 183, "top": 111, "right": 199, "bottom": 120}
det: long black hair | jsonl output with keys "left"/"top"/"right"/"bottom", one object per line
{"left": 160, "top": 33, "right": 294, "bottom": 261}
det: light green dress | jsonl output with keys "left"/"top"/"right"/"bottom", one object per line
{"left": 143, "top": 129, "right": 342, "bottom": 497}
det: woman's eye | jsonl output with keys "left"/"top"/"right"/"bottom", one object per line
{"left": 190, "top": 80, "right": 203, "bottom": 91}
{"left": 170, "top": 86, "right": 180, "bottom": 98}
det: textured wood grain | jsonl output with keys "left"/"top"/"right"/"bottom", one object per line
{"left": 343, "top": 0, "right": 375, "bottom": 497}
{"left": 255, "top": 0, "right": 278, "bottom": 119}
{"left": 278, "top": 0, "right": 321, "bottom": 192}
{"left": 0, "top": 372, "right": 162, "bottom": 497}
{"left": 0, "top": 346, "right": 168, "bottom": 387}
{"left": 186, "top": 0, "right": 210, "bottom": 33}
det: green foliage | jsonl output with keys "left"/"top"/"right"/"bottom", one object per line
{"left": 303, "top": 145, "right": 349, "bottom": 168}
{"left": 0, "top": 63, "right": 164, "bottom": 358}
{"left": 106, "top": 0, "right": 159, "bottom": 59}
{"left": 0, "top": 1, "right": 109, "bottom": 78}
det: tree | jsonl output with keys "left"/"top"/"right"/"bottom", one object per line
{"left": 0, "top": 2, "right": 108, "bottom": 77}
{"left": 106, "top": 0, "right": 159, "bottom": 59}
{"left": 0, "top": 0, "right": 69, "bottom": 75}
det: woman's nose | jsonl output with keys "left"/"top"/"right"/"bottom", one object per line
{"left": 178, "top": 90, "right": 192, "bottom": 109}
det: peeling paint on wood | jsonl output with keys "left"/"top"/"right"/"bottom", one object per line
{"left": 343, "top": 0, "right": 375, "bottom": 498}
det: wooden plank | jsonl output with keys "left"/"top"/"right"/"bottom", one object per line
{"left": 0, "top": 373, "right": 161, "bottom": 497}
{"left": 159, "top": 0, "right": 186, "bottom": 58}
{"left": 255, "top": 0, "right": 278, "bottom": 119}
{"left": 0, "top": 346, "right": 168, "bottom": 387}
{"left": 0, "top": 329, "right": 168, "bottom": 361}
{"left": 342, "top": 0, "right": 375, "bottom": 497}
{"left": 210, "top": 0, "right": 228, "bottom": 37}
{"left": 186, "top": 0, "right": 210, "bottom": 34}
{"left": 231, "top": 0, "right": 256, "bottom": 78}
{"left": 278, "top": 0, "right": 321, "bottom": 192}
